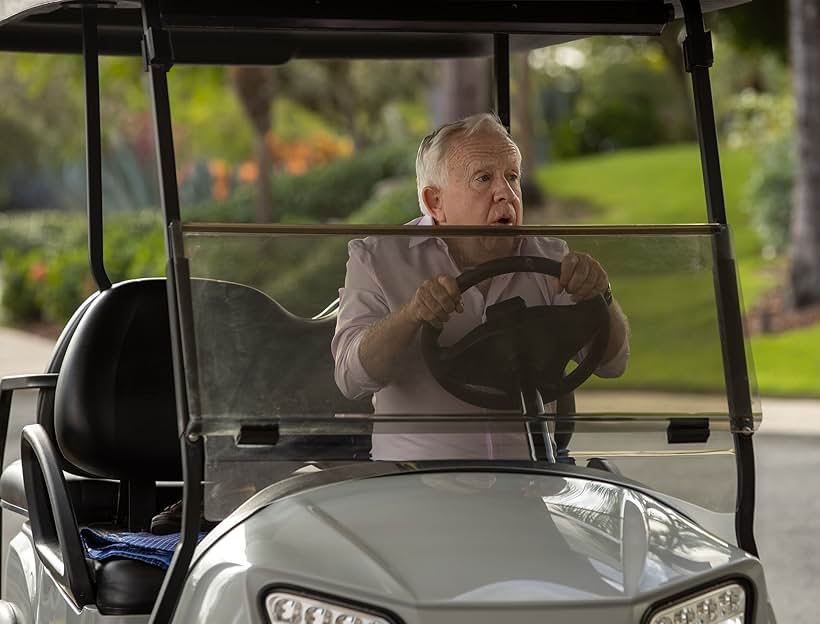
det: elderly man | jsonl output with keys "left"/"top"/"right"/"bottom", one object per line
{"left": 331, "top": 112, "right": 629, "bottom": 460}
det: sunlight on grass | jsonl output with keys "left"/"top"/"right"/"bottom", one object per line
{"left": 537, "top": 144, "right": 817, "bottom": 397}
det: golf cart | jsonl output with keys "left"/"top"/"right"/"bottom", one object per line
{"left": 0, "top": 1, "right": 774, "bottom": 623}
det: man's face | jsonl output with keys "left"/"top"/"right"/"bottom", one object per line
{"left": 424, "top": 129, "right": 523, "bottom": 226}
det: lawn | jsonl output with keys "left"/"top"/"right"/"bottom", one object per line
{"left": 536, "top": 143, "right": 820, "bottom": 398}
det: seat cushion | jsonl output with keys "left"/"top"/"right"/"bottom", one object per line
{"left": 0, "top": 459, "right": 118, "bottom": 523}
{"left": 93, "top": 558, "right": 166, "bottom": 615}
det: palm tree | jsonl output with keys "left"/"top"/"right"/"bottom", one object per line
{"left": 788, "top": 0, "right": 820, "bottom": 307}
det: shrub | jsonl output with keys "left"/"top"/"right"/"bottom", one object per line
{"left": 0, "top": 249, "right": 44, "bottom": 323}
{"left": 264, "top": 177, "right": 419, "bottom": 315}
{"left": 0, "top": 210, "right": 165, "bottom": 325}
{"left": 0, "top": 142, "right": 417, "bottom": 325}
{"left": 721, "top": 90, "right": 795, "bottom": 258}
{"left": 744, "top": 130, "right": 795, "bottom": 257}
{"left": 183, "top": 141, "right": 416, "bottom": 223}
{"left": 270, "top": 141, "right": 415, "bottom": 222}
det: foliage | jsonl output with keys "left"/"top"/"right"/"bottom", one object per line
{"left": 273, "top": 59, "right": 433, "bottom": 148}
{"left": 529, "top": 39, "right": 692, "bottom": 159}
{"left": 183, "top": 141, "right": 416, "bottom": 223}
{"left": 720, "top": 90, "right": 795, "bottom": 258}
{"left": 0, "top": 141, "right": 416, "bottom": 324}
{"left": 741, "top": 122, "right": 795, "bottom": 257}
{"left": 711, "top": 0, "right": 789, "bottom": 62}
{"left": 259, "top": 178, "right": 419, "bottom": 316}
{"left": 269, "top": 141, "right": 415, "bottom": 221}
{"left": 0, "top": 211, "right": 164, "bottom": 325}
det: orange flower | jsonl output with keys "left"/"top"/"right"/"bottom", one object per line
{"left": 208, "top": 159, "right": 229, "bottom": 178}
{"left": 212, "top": 178, "right": 230, "bottom": 201}
{"left": 29, "top": 262, "right": 47, "bottom": 283}
{"left": 238, "top": 161, "right": 259, "bottom": 184}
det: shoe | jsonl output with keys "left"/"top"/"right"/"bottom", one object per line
{"left": 150, "top": 500, "right": 183, "bottom": 535}
{"left": 150, "top": 500, "right": 219, "bottom": 535}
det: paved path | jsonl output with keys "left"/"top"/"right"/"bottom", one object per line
{"left": 0, "top": 326, "right": 54, "bottom": 379}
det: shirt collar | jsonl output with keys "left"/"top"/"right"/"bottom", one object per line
{"left": 405, "top": 214, "right": 531, "bottom": 257}
{"left": 406, "top": 214, "right": 437, "bottom": 248}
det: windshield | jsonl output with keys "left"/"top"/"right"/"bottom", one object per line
{"left": 172, "top": 224, "right": 759, "bottom": 538}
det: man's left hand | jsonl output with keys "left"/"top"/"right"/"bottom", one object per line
{"left": 559, "top": 251, "right": 609, "bottom": 302}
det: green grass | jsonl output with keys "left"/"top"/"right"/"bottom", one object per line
{"left": 537, "top": 143, "right": 819, "bottom": 397}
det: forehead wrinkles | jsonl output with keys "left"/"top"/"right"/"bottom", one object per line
{"left": 445, "top": 132, "right": 520, "bottom": 178}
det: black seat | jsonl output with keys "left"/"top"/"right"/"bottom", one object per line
{"left": 30, "top": 278, "right": 178, "bottom": 614}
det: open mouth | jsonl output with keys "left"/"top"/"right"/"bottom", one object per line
{"left": 491, "top": 217, "right": 514, "bottom": 225}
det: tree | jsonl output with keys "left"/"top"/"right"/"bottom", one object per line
{"left": 432, "top": 58, "right": 491, "bottom": 126}
{"left": 274, "top": 59, "right": 433, "bottom": 149}
{"left": 787, "top": 0, "right": 820, "bottom": 307}
{"left": 231, "top": 66, "right": 277, "bottom": 222}
{"left": 717, "top": 0, "right": 820, "bottom": 308}
{"left": 713, "top": 0, "right": 788, "bottom": 61}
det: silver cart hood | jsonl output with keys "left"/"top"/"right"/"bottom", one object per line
{"left": 183, "top": 471, "right": 759, "bottom": 619}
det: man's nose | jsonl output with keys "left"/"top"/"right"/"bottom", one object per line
{"left": 492, "top": 176, "right": 515, "bottom": 203}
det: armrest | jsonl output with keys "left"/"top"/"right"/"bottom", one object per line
{"left": 0, "top": 374, "right": 58, "bottom": 470}
{"left": 20, "top": 424, "right": 94, "bottom": 609}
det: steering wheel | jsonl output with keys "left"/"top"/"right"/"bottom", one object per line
{"left": 420, "top": 255, "right": 611, "bottom": 412}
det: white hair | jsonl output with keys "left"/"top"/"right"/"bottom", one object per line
{"left": 415, "top": 112, "right": 519, "bottom": 216}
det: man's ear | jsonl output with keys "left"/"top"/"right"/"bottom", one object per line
{"left": 422, "top": 186, "right": 446, "bottom": 223}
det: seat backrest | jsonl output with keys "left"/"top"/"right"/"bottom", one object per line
{"left": 35, "top": 291, "right": 99, "bottom": 475}
{"left": 54, "top": 279, "right": 180, "bottom": 481}
{"left": 54, "top": 277, "right": 371, "bottom": 481}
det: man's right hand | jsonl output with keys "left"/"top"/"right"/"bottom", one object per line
{"left": 406, "top": 275, "right": 464, "bottom": 329}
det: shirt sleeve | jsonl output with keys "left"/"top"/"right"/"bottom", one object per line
{"left": 331, "top": 240, "right": 390, "bottom": 399}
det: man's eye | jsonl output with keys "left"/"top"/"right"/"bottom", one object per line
{"left": 508, "top": 173, "right": 520, "bottom": 183}
{"left": 476, "top": 174, "right": 491, "bottom": 183}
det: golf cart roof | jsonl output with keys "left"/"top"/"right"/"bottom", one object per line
{"left": 0, "top": 0, "right": 751, "bottom": 62}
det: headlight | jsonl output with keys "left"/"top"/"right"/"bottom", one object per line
{"left": 645, "top": 582, "right": 747, "bottom": 624}
{"left": 264, "top": 590, "right": 394, "bottom": 624}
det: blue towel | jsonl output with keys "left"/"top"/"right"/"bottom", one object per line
{"left": 80, "top": 528, "right": 208, "bottom": 570}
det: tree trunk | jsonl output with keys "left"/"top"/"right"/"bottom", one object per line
{"left": 432, "top": 58, "right": 491, "bottom": 126}
{"left": 513, "top": 53, "right": 534, "bottom": 172}
{"left": 657, "top": 21, "right": 696, "bottom": 140}
{"left": 231, "top": 66, "right": 276, "bottom": 222}
{"left": 512, "top": 53, "right": 545, "bottom": 216}
{"left": 255, "top": 135, "right": 274, "bottom": 223}
{"left": 788, "top": 0, "right": 820, "bottom": 307}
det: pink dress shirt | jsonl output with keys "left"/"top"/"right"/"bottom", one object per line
{"left": 331, "top": 215, "right": 629, "bottom": 461}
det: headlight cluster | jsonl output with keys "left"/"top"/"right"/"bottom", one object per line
{"left": 646, "top": 582, "right": 746, "bottom": 624}
{"left": 265, "top": 591, "right": 393, "bottom": 624}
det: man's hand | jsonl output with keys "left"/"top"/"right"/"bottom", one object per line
{"left": 559, "top": 251, "right": 628, "bottom": 369}
{"left": 358, "top": 275, "right": 464, "bottom": 385}
{"left": 406, "top": 275, "right": 464, "bottom": 329}
{"left": 559, "top": 252, "right": 609, "bottom": 301}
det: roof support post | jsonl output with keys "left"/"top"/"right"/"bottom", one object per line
{"left": 493, "top": 33, "right": 511, "bottom": 131}
{"left": 81, "top": 7, "right": 111, "bottom": 291}
{"left": 140, "top": 3, "right": 203, "bottom": 623}
{"left": 681, "top": 0, "right": 758, "bottom": 557}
